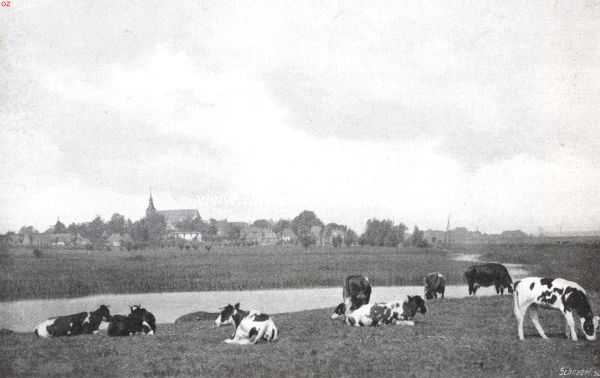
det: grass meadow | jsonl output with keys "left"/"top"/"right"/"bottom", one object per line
{"left": 0, "top": 245, "right": 474, "bottom": 301}
{"left": 1, "top": 243, "right": 600, "bottom": 377}
{"left": 1, "top": 296, "right": 599, "bottom": 378}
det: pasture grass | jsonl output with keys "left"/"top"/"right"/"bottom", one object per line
{"left": 2, "top": 296, "right": 598, "bottom": 377}
{"left": 0, "top": 246, "right": 473, "bottom": 301}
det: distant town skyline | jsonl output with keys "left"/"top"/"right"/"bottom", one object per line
{"left": 2, "top": 1, "right": 600, "bottom": 235}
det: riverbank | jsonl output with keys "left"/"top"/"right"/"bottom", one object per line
{"left": 0, "top": 245, "right": 475, "bottom": 301}
{"left": 2, "top": 296, "right": 598, "bottom": 378}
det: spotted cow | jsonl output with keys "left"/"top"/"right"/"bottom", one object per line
{"left": 513, "top": 277, "right": 599, "bottom": 341}
{"left": 215, "top": 303, "right": 278, "bottom": 345}
{"left": 343, "top": 295, "right": 427, "bottom": 327}
{"left": 34, "top": 305, "right": 111, "bottom": 338}
{"left": 107, "top": 305, "right": 156, "bottom": 337}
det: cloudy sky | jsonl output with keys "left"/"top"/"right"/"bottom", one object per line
{"left": 1, "top": 0, "right": 600, "bottom": 234}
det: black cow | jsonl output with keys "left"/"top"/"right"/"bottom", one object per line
{"left": 343, "top": 275, "right": 372, "bottom": 310}
{"left": 424, "top": 272, "right": 446, "bottom": 300}
{"left": 34, "top": 305, "right": 111, "bottom": 338}
{"left": 465, "top": 263, "right": 513, "bottom": 295}
{"left": 107, "top": 305, "right": 156, "bottom": 336}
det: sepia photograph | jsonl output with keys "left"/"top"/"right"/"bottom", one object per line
{"left": 1, "top": 0, "right": 599, "bottom": 376}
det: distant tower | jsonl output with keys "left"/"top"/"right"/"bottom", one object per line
{"left": 444, "top": 214, "right": 451, "bottom": 245}
{"left": 146, "top": 191, "right": 156, "bottom": 218}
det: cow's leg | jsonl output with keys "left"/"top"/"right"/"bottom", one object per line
{"left": 564, "top": 311, "right": 578, "bottom": 341}
{"left": 528, "top": 305, "right": 548, "bottom": 339}
{"left": 440, "top": 288, "right": 445, "bottom": 299}
{"left": 514, "top": 300, "right": 529, "bottom": 340}
{"left": 565, "top": 317, "right": 571, "bottom": 339}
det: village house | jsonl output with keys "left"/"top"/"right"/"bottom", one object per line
{"left": 106, "top": 233, "right": 134, "bottom": 248}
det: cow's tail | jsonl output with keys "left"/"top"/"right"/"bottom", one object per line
{"left": 34, "top": 329, "right": 38, "bottom": 337}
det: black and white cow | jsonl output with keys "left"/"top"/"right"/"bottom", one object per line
{"left": 34, "top": 305, "right": 111, "bottom": 338}
{"left": 107, "top": 305, "right": 156, "bottom": 337}
{"left": 513, "top": 277, "right": 599, "bottom": 341}
{"left": 343, "top": 274, "right": 372, "bottom": 311}
{"left": 424, "top": 272, "right": 446, "bottom": 300}
{"left": 464, "top": 263, "right": 513, "bottom": 295}
{"left": 214, "top": 303, "right": 278, "bottom": 345}
{"left": 343, "top": 295, "right": 427, "bottom": 327}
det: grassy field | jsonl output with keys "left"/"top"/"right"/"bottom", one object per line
{"left": 1, "top": 296, "right": 599, "bottom": 378}
{"left": 0, "top": 246, "right": 475, "bottom": 301}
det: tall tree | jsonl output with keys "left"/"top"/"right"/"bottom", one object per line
{"left": 53, "top": 219, "right": 67, "bottom": 234}
{"left": 108, "top": 213, "right": 126, "bottom": 235}
{"left": 291, "top": 210, "right": 323, "bottom": 249}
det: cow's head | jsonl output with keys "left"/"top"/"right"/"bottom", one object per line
{"left": 401, "top": 295, "right": 427, "bottom": 320}
{"left": 425, "top": 290, "right": 434, "bottom": 300}
{"left": 215, "top": 303, "right": 239, "bottom": 327}
{"left": 331, "top": 303, "right": 346, "bottom": 320}
{"left": 129, "top": 305, "right": 156, "bottom": 334}
{"left": 95, "top": 304, "right": 111, "bottom": 322}
{"left": 581, "top": 315, "right": 600, "bottom": 341}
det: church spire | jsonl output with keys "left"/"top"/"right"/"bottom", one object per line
{"left": 146, "top": 191, "right": 156, "bottom": 218}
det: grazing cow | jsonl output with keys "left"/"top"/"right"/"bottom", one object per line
{"left": 34, "top": 305, "right": 111, "bottom": 338}
{"left": 107, "top": 305, "right": 156, "bottom": 337}
{"left": 343, "top": 275, "right": 372, "bottom": 311}
{"left": 424, "top": 272, "right": 446, "bottom": 300}
{"left": 513, "top": 277, "right": 600, "bottom": 341}
{"left": 464, "top": 263, "right": 513, "bottom": 295}
{"left": 215, "top": 303, "right": 278, "bottom": 345}
{"left": 343, "top": 295, "right": 427, "bottom": 327}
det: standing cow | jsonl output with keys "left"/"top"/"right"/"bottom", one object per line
{"left": 464, "top": 263, "right": 513, "bottom": 296}
{"left": 513, "top": 277, "right": 599, "bottom": 341}
{"left": 343, "top": 275, "right": 372, "bottom": 310}
{"left": 424, "top": 272, "right": 446, "bottom": 300}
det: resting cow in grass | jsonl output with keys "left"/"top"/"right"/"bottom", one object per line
{"left": 513, "top": 277, "right": 599, "bottom": 341}
{"left": 107, "top": 305, "right": 156, "bottom": 337}
{"left": 465, "top": 263, "right": 513, "bottom": 295}
{"left": 342, "top": 295, "right": 427, "bottom": 327}
{"left": 215, "top": 303, "right": 278, "bottom": 345}
{"left": 34, "top": 305, "right": 111, "bottom": 338}
{"left": 424, "top": 272, "right": 446, "bottom": 300}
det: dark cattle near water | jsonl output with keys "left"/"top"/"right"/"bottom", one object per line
{"left": 464, "top": 263, "right": 513, "bottom": 295}
{"left": 424, "top": 272, "right": 446, "bottom": 300}
{"left": 107, "top": 305, "right": 156, "bottom": 337}
{"left": 34, "top": 305, "right": 111, "bottom": 338}
{"left": 343, "top": 275, "right": 372, "bottom": 311}
{"left": 514, "top": 277, "right": 599, "bottom": 341}
{"left": 215, "top": 303, "right": 278, "bottom": 345}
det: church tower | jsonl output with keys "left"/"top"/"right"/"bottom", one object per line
{"left": 146, "top": 192, "right": 156, "bottom": 218}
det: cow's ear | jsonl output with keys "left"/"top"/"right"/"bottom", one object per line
{"left": 234, "top": 303, "right": 240, "bottom": 309}
{"left": 407, "top": 295, "right": 412, "bottom": 300}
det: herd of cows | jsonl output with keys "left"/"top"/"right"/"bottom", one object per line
{"left": 33, "top": 263, "right": 599, "bottom": 344}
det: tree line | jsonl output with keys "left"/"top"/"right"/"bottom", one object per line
{"left": 14, "top": 210, "right": 428, "bottom": 248}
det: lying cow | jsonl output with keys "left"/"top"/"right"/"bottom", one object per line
{"left": 107, "top": 305, "right": 156, "bottom": 336}
{"left": 34, "top": 305, "right": 111, "bottom": 338}
{"left": 339, "top": 295, "right": 427, "bottom": 327}
{"left": 465, "top": 263, "right": 513, "bottom": 295}
{"left": 513, "top": 277, "right": 599, "bottom": 341}
{"left": 215, "top": 303, "right": 278, "bottom": 345}
{"left": 343, "top": 275, "right": 372, "bottom": 311}
{"left": 424, "top": 272, "right": 445, "bottom": 300}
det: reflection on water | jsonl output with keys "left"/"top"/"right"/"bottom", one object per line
{"left": 1, "top": 254, "right": 529, "bottom": 333}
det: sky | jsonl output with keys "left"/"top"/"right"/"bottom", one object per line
{"left": 1, "top": 0, "right": 600, "bottom": 234}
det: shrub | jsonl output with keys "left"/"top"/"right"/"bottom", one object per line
{"left": 33, "top": 248, "right": 43, "bottom": 258}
